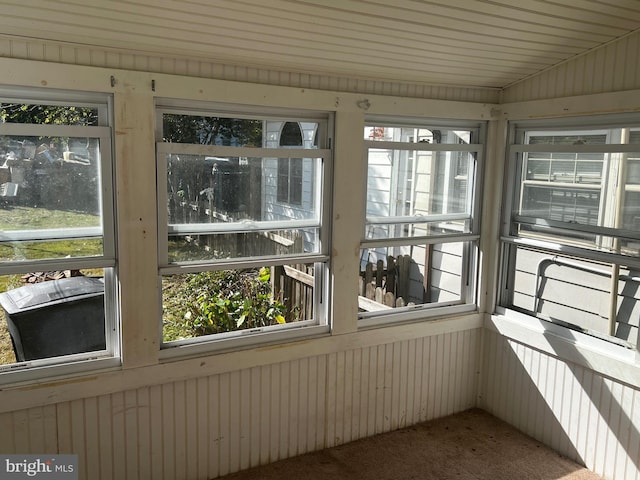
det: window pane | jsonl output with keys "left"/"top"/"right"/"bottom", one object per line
{"left": 528, "top": 133, "right": 607, "bottom": 145}
{"left": 162, "top": 114, "right": 262, "bottom": 146}
{"left": 166, "top": 154, "right": 320, "bottom": 225}
{"left": 520, "top": 184, "right": 601, "bottom": 225}
{"left": 162, "top": 263, "right": 316, "bottom": 342}
{"left": 364, "top": 220, "right": 472, "bottom": 240}
{"left": 0, "top": 104, "right": 99, "bottom": 126}
{"left": 168, "top": 229, "right": 319, "bottom": 262}
{"left": 506, "top": 245, "right": 638, "bottom": 348}
{"left": 0, "top": 239, "right": 103, "bottom": 262}
{"left": 358, "top": 242, "right": 467, "bottom": 312}
{"left": 162, "top": 115, "right": 322, "bottom": 150}
{"left": 0, "top": 269, "right": 108, "bottom": 365}
{"left": 366, "top": 149, "right": 474, "bottom": 228}
{"left": 514, "top": 150, "right": 640, "bottom": 254}
{"left": 0, "top": 135, "right": 103, "bottom": 259}
{"left": 365, "top": 126, "right": 474, "bottom": 144}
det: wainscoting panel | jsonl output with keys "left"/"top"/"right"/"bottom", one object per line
{"left": 480, "top": 329, "right": 640, "bottom": 480}
{"left": 0, "top": 328, "right": 481, "bottom": 480}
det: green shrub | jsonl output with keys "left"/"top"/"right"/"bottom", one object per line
{"left": 162, "top": 267, "right": 286, "bottom": 341}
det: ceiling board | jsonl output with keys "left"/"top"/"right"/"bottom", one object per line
{"left": 0, "top": 0, "right": 639, "bottom": 90}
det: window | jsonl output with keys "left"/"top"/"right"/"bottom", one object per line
{"left": 277, "top": 157, "right": 303, "bottom": 205}
{"left": 499, "top": 115, "right": 640, "bottom": 349}
{"left": 277, "top": 122, "right": 306, "bottom": 205}
{"left": 0, "top": 90, "right": 117, "bottom": 382}
{"left": 358, "top": 119, "right": 484, "bottom": 325}
{"left": 156, "top": 102, "right": 331, "bottom": 353}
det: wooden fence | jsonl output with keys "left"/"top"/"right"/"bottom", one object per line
{"left": 197, "top": 230, "right": 304, "bottom": 259}
{"left": 272, "top": 263, "right": 314, "bottom": 321}
{"left": 358, "top": 254, "right": 413, "bottom": 311}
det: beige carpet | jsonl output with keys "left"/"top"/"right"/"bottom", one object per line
{"left": 220, "top": 409, "right": 602, "bottom": 480}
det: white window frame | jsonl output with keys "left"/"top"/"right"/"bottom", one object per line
{"left": 358, "top": 118, "right": 485, "bottom": 327}
{"left": 155, "top": 101, "right": 333, "bottom": 357}
{"left": 499, "top": 114, "right": 640, "bottom": 350}
{"left": 0, "top": 89, "right": 119, "bottom": 385}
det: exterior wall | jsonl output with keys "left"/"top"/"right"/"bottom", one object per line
{"left": 502, "top": 30, "right": 640, "bottom": 103}
{"left": 511, "top": 248, "right": 640, "bottom": 347}
{"left": 481, "top": 327, "right": 640, "bottom": 480}
{"left": 263, "top": 121, "right": 317, "bottom": 223}
{"left": 0, "top": 328, "right": 482, "bottom": 480}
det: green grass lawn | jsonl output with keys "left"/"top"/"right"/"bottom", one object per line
{"left": 0, "top": 205, "right": 102, "bottom": 365}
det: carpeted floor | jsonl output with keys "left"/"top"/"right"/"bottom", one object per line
{"left": 219, "top": 409, "right": 602, "bottom": 480}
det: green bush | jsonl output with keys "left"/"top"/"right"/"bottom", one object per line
{"left": 162, "top": 267, "right": 286, "bottom": 341}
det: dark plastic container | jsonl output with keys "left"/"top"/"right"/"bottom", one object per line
{"left": 0, "top": 276, "right": 105, "bottom": 361}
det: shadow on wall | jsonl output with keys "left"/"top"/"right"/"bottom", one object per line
{"left": 481, "top": 326, "right": 640, "bottom": 480}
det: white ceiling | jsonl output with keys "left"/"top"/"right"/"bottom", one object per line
{"left": 1, "top": 0, "right": 640, "bottom": 90}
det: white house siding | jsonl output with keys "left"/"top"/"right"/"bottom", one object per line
{"left": 511, "top": 248, "right": 640, "bottom": 347}
{"left": 429, "top": 242, "right": 463, "bottom": 303}
{"left": 0, "top": 329, "right": 481, "bottom": 480}
{"left": 481, "top": 328, "right": 640, "bottom": 480}
{"left": 262, "top": 121, "right": 319, "bottom": 251}
{"left": 502, "top": 30, "right": 640, "bottom": 103}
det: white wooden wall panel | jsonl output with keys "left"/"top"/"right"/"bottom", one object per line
{"left": 480, "top": 329, "right": 640, "bottom": 480}
{"left": 503, "top": 30, "right": 640, "bottom": 103}
{"left": 0, "top": 35, "right": 499, "bottom": 104}
{"left": 0, "top": 329, "right": 480, "bottom": 480}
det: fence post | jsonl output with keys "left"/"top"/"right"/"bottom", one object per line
{"left": 376, "top": 259, "right": 384, "bottom": 287}
{"left": 386, "top": 255, "right": 396, "bottom": 296}
{"left": 364, "top": 262, "right": 373, "bottom": 296}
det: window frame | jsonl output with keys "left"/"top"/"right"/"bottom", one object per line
{"left": 155, "top": 101, "right": 333, "bottom": 355}
{"left": 0, "top": 89, "right": 119, "bottom": 385}
{"left": 498, "top": 114, "right": 640, "bottom": 350}
{"left": 358, "top": 117, "right": 486, "bottom": 326}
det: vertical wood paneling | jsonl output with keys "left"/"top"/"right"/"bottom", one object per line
{"left": 503, "top": 30, "right": 640, "bottom": 102}
{"left": 481, "top": 329, "right": 640, "bottom": 480}
{"left": 136, "top": 387, "right": 152, "bottom": 480}
{"left": 0, "top": 37, "right": 499, "bottom": 104}
{"left": 0, "top": 329, "right": 483, "bottom": 480}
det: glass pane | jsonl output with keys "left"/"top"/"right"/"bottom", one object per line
{"left": 366, "top": 148, "right": 474, "bottom": 238}
{"left": 365, "top": 221, "right": 471, "bottom": 240}
{"left": 162, "top": 263, "right": 316, "bottom": 341}
{"left": 168, "top": 229, "right": 320, "bottom": 262}
{"left": 358, "top": 242, "right": 467, "bottom": 312}
{"left": 0, "top": 135, "right": 103, "bottom": 259}
{"left": 0, "top": 239, "right": 103, "bottom": 262}
{"left": 0, "top": 269, "right": 107, "bottom": 365}
{"left": 166, "top": 154, "right": 320, "bottom": 225}
{"left": 520, "top": 184, "right": 601, "bottom": 225}
{"left": 365, "top": 126, "right": 475, "bottom": 144}
{"left": 162, "top": 114, "right": 321, "bottom": 149}
{"left": 506, "top": 245, "right": 638, "bottom": 348}
{"left": 527, "top": 133, "right": 607, "bottom": 145}
{"left": 524, "top": 152, "right": 604, "bottom": 184}
{"left": 0, "top": 104, "right": 99, "bottom": 126}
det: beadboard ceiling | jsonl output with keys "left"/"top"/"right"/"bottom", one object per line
{"left": 1, "top": 0, "right": 640, "bottom": 90}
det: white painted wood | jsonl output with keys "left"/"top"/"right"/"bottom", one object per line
{"left": 481, "top": 327, "right": 640, "bottom": 480}
{"left": 0, "top": 36, "right": 498, "bottom": 103}
{"left": 0, "top": 0, "right": 637, "bottom": 89}
{"left": 504, "top": 30, "right": 640, "bottom": 102}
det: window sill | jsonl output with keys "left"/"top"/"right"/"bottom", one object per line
{"left": 488, "top": 309, "right": 640, "bottom": 389}
{"left": 159, "top": 324, "right": 331, "bottom": 361}
{"left": 358, "top": 303, "right": 477, "bottom": 329}
{"left": 0, "top": 356, "right": 121, "bottom": 388}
